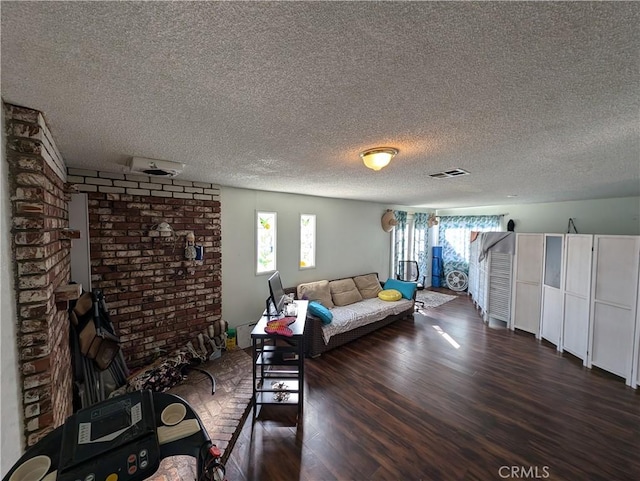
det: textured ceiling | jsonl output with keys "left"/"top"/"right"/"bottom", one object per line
{"left": 1, "top": 1, "right": 639, "bottom": 208}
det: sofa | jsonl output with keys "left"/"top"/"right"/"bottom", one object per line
{"left": 285, "top": 273, "right": 415, "bottom": 357}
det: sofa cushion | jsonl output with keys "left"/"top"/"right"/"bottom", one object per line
{"left": 353, "top": 274, "right": 382, "bottom": 299}
{"left": 378, "top": 289, "right": 402, "bottom": 301}
{"left": 329, "top": 278, "right": 363, "bottom": 306}
{"left": 308, "top": 300, "right": 333, "bottom": 324}
{"left": 297, "top": 280, "right": 334, "bottom": 309}
{"left": 383, "top": 278, "right": 417, "bottom": 300}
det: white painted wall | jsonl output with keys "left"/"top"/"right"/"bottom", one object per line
{"left": 221, "top": 187, "right": 392, "bottom": 328}
{"left": 436, "top": 197, "right": 640, "bottom": 235}
{"left": 1, "top": 106, "right": 23, "bottom": 476}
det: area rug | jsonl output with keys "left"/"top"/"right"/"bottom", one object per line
{"left": 415, "top": 290, "right": 457, "bottom": 309}
{"left": 148, "top": 348, "right": 253, "bottom": 480}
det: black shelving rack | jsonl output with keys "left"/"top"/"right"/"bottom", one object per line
{"left": 251, "top": 300, "right": 307, "bottom": 420}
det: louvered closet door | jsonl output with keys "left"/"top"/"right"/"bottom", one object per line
{"left": 478, "top": 254, "right": 488, "bottom": 319}
{"left": 511, "top": 234, "right": 543, "bottom": 334}
{"left": 561, "top": 234, "right": 593, "bottom": 364}
{"left": 540, "top": 234, "right": 565, "bottom": 349}
{"left": 468, "top": 238, "right": 479, "bottom": 303}
{"left": 589, "top": 235, "right": 640, "bottom": 386}
{"left": 487, "top": 251, "right": 513, "bottom": 324}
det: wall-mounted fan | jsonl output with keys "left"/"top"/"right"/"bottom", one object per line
{"left": 428, "top": 214, "right": 439, "bottom": 228}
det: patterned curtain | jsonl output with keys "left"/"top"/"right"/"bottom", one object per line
{"left": 437, "top": 215, "right": 501, "bottom": 274}
{"left": 413, "top": 213, "right": 429, "bottom": 284}
{"left": 393, "top": 210, "right": 408, "bottom": 277}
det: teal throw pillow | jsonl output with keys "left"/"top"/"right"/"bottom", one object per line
{"left": 383, "top": 278, "right": 417, "bottom": 300}
{"left": 308, "top": 300, "right": 333, "bottom": 324}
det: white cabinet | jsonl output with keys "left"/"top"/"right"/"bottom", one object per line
{"left": 540, "top": 234, "right": 565, "bottom": 348}
{"left": 561, "top": 234, "right": 593, "bottom": 364}
{"left": 511, "top": 234, "right": 544, "bottom": 334}
{"left": 588, "top": 235, "right": 640, "bottom": 386}
{"left": 509, "top": 232, "right": 640, "bottom": 389}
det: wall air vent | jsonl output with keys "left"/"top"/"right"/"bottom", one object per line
{"left": 429, "top": 168, "right": 470, "bottom": 179}
{"left": 128, "top": 157, "right": 185, "bottom": 177}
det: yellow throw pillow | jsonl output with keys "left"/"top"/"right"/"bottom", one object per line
{"left": 378, "top": 289, "right": 402, "bottom": 302}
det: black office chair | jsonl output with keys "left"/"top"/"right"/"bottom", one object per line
{"left": 397, "top": 260, "right": 425, "bottom": 289}
{"left": 397, "top": 260, "right": 425, "bottom": 310}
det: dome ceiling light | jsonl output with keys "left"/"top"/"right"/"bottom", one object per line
{"left": 360, "top": 147, "right": 398, "bottom": 171}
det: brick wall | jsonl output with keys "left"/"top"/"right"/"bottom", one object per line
{"left": 4, "top": 103, "right": 74, "bottom": 446}
{"left": 67, "top": 169, "right": 222, "bottom": 369}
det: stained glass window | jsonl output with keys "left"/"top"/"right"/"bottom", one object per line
{"left": 300, "top": 214, "right": 316, "bottom": 269}
{"left": 256, "top": 211, "right": 276, "bottom": 274}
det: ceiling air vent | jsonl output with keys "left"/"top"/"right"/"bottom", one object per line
{"left": 128, "top": 157, "right": 185, "bottom": 177}
{"left": 429, "top": 168, "right": 470, "bottom": 179}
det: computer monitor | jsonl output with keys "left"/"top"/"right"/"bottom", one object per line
{"left": 267, "top": 271, "right": 286, "bottom": 318}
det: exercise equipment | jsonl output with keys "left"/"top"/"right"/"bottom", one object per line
{"left": 3, "top": 391, "right": 225, "bottom": 481}
{"left": 432, "top": 246, "right": 444, "bottom": 287}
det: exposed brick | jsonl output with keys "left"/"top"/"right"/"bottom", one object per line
{"left": 194, "top": 194, "right": 214, "bottom": 201}
{"left": 23, "top": 372, "right": 51, "bottom": 390}
{"left": 19, "top": 288, "right": 52, "bottom": 304}
{"left": 15, "top": 201, "right": 45, "bottom": 215}
{"left": 15, "top": 186, "right": 46, "bottom": 201}
{"left": 13, "top": 216, "right": 45, "bottom": 229}
{"left": 98, "top": 186, "right": 126, "bottom": 194}
{"left": 68, "top": 167, "right": 98, "bottom": 177}
{"left": 114, "top": 180, "right": 139, "bottom": 188}
{"left": 151, "top": 190, "right": 172, "bottom": 198}
{"left": 15, "top": 231, "right": 51, "bottom": 245}
{"left": 22, "top": 356, "right": 51, "bottom": 375}
{"left": 77, "top": 184, "right": 98, "bottom": 192}
{"left": 126, "top": 188, "right": 151, "bottom": 196}
{"left": 99, "top": 171, "right": 126, "bottom": 180}
{"left": 5, "top": 104, "right": 74, "bottom": 448}
{"left": 15, "top": 172, "right": 52, "bottom": 189}
{"left": 85, "top": 177, "right": 112, "bottom": 186}
{"left": 72, "top": 172, "right": 224, "bottom": 369}
{"left": 25, "top": 403, "right": 41, "bottom": 418}
{"left": 173, "top": 192, "right": 194, "bottom": 199}
{"left": 21, "top": 319, "right": 48, "bottom": 333}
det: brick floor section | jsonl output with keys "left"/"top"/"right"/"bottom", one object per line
{"left": 147, "top": 348, "right": 253, "bottom": 480}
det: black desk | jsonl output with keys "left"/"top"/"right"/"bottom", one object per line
{"left": 251, "top": 300, "right": 307, "bottom": 420}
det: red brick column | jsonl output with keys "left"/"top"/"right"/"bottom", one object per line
{"left": 4, "top": 103, "right": 74, "bottom": 446}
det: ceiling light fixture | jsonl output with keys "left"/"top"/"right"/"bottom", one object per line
{"left": 360, "top": 147, "right": 398, "bottom": 171}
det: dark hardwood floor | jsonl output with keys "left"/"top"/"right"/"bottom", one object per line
{"left": 226, "top": 292, "right": 640, "bottom": 481}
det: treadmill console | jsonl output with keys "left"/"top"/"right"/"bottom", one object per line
{"left": 58, "top": 390, "right": 160, "bottom": 481}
